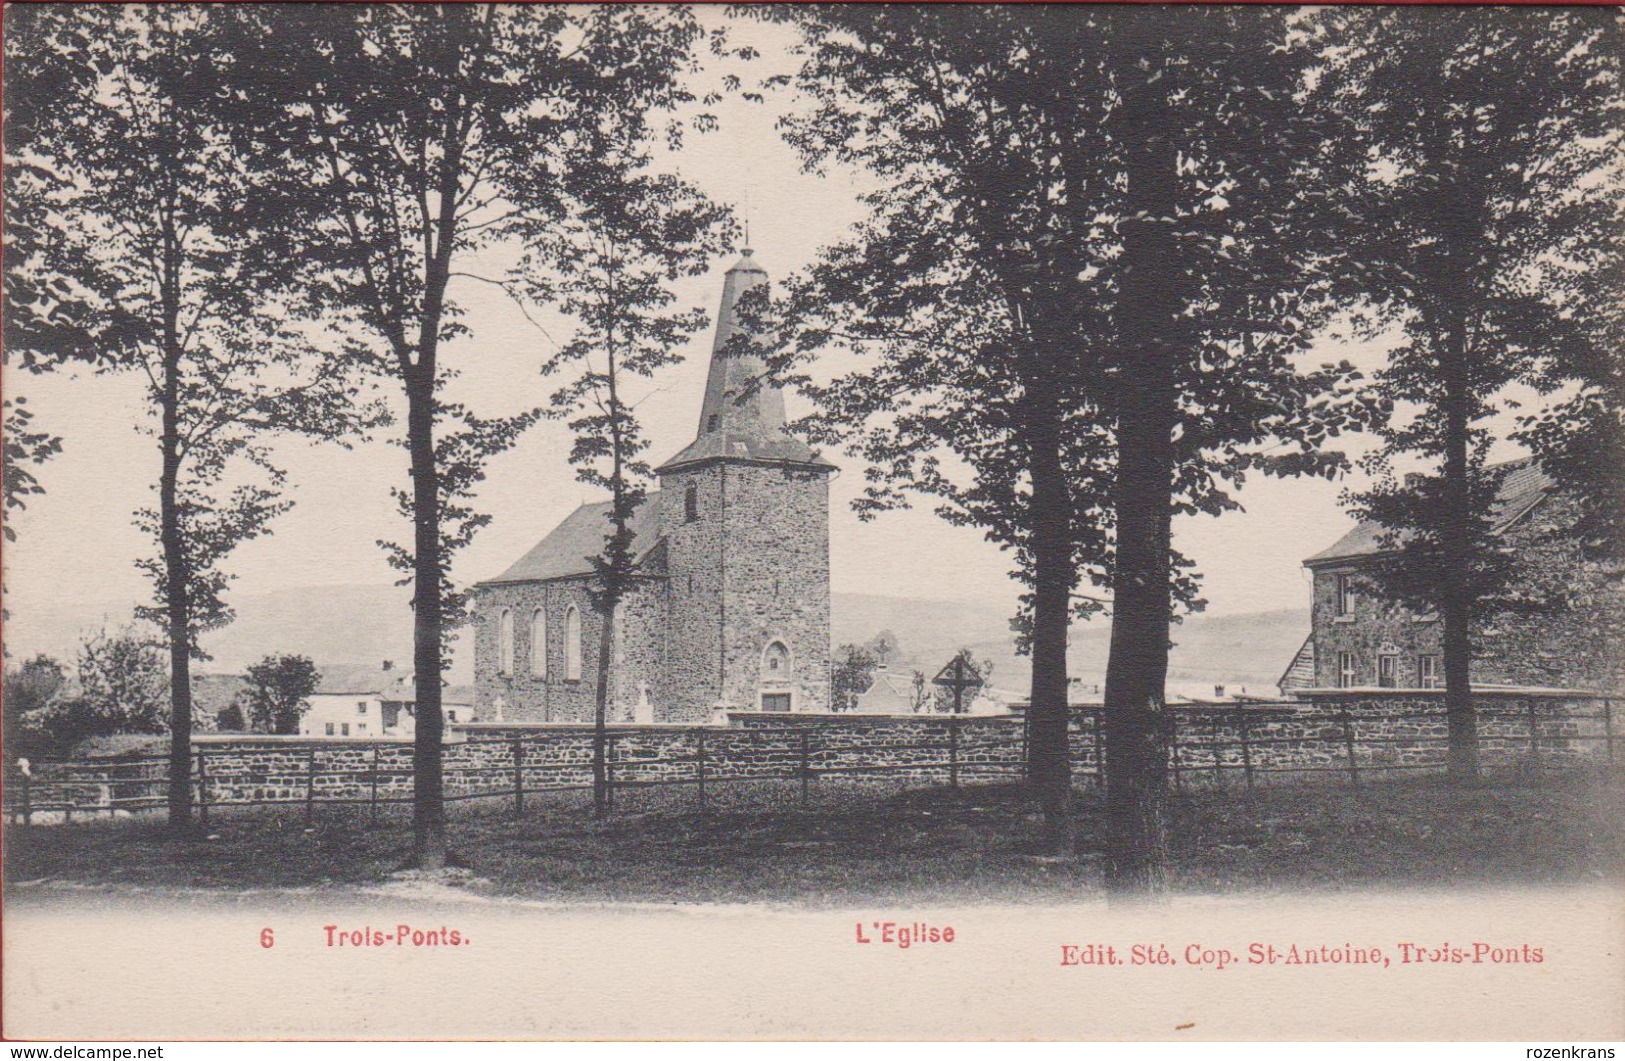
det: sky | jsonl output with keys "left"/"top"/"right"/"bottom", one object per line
{"left": 1, "top": 9, "right": 1539, "bottom": 666}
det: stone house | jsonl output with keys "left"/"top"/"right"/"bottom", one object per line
{"left": 471, "top": 250, "right": 836, "bottom": 724}
{"left": 1280, "top": 458, "right": 1623, "bottom": 694}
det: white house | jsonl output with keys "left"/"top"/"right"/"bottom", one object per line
{"left": 298, "top": 662, "right": 473, "bottom": 739}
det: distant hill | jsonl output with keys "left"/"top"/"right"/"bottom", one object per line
{"left": 192, "top": 583, "right": 465, "bottom": 678}
{"left": 13, "top": 582, "right": 1308, "bottom": 695}
{"left": 832, "top": 593, "right": 1308, "bottom": 695}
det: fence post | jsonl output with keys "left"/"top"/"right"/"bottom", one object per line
{"left": 1168, "top": 710, "right": 1182, "bottom": 792}
{"left": 368, "top": 745, "right": 381, "bottom": 824}
{"left": 1211, "top": 712, "right": 1222, "bottom": 786}
{"left": 1021, "top": 707, "right": 1032, "bottom": 782}
{"left": 696, "top": 727, "right": 708, "bottom": 811}
{"left": 513, "top": 739, "right": 525, "bottom": 819}
{"left": 19, "top": 768, "right": 31, "bottom": 827}
{"left": 948, "top": 714, "right": 960, "bottom": 790}
{"left": 196, "top": 747, "right": 210, "bottom": 831}
{"left": 1091, "top": 709, "right": 1105, "bottom": 788}
{"left": 1605, "top": 699, "right": 1615, "bottom": 766}
{"left": 1340, "top": 706, "right": 1359, "bottom": 787}
{"left": 304, "top": 746, "right": 318, "bottom": 827}
{"left": 798, "top": 730, "right": 811, "bottom": 806}
{"left": 1526, "top": 697, "right": 1540, "bottom": 774}
{"left": 605, "top": 732, "right": 616, "bottom": 815}
{"left": 1238, "top": 709, "right": 1255, "bottom": 792}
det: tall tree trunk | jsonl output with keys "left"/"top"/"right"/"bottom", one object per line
{"left": 1026, "top": 388, "right": 1074, "bottom": 854}
{"left": 408, "top": 369, "right": 446, "bottom": 870}
{"left": 593, "top": 599, "right": 615, "bottom": 818}
{"left": 1439, "top": 328, "right": 1480, "bottom": 780}
{"left": 1102, "top": 54, "right": 1180, "bottom": 896}
{"left": 161, "top": 368, "right": 194, "bottom": 836}
{"left": 159, "top": 193, "right": 193, "bottom": 837}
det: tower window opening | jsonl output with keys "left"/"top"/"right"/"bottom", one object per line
{"left": 684, "top": 482, "right": 699, "bottom": 522}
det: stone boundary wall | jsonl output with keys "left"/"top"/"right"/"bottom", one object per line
{"left": 6, "top": 694, "right": 1615, "bottom": 818}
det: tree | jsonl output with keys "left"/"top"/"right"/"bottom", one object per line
{"left": 756, "top": 5, "right": 1120, "bottom": 851}
{"left": 1314, "top": 7, "right": 1624, "bottom": 778}
{"left": 72, "top": 625, "right": 171, "bottom": 737}
{"left": 865, "top": 631, "right": 900, "bottom": 668}
{"left": 226, "top": 5, "right": 725, "bottom": 867}
{"left": 2, "top": 398, "right": 62, "bottom": 542}
{"left": 5, "top": 6, "right": 376, "bottom": 834}
{"left": 243, "top": 655, "right": 321, "bottom": 735}
{"left": 831, "top": 643, "right": 879, "bottom": 711}
{"left": 3, "top": 654, "right": 66, "bottom": 759}
{"left": 528, "top": 181, "right": 728, "bottom": 819}
{"left": 760, "top": 7, "right": 1370, "bottom": 884}
{"left": 215, "top": 703, "right": 247, "bottom": 733}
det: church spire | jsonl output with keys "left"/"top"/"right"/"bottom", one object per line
{"left": 658, "top": 250, "right": 834, "bottom": 473}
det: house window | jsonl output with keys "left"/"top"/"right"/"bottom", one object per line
{"left": 761, "top": 692, "right": 792, "bottom": 712}
{"left": 684, "top": 482, "right": 699, "bottom": 523}
{"left": 565, "top": 605, "right": 582, "bottom": 681}
{"left": 325, "top": 723, "right": 335, "bottom": 736}
{"left": 357, "top": 723, "right": 367, "bottom": 734}
{"left": 341, "top": 723, "right": 350, "bottom": 737}
{"left": 762, "top": 640, "right": 791, "bottom": 678}
{"left": 1337, "top": 574, "right": 1356, "bottom": 617}
{"left": 1418, "top": 654, "right": 1441, "bottom": 689}
{"left": 357, "top": 702, "right": 368, "bottom": 715}
{"left": 530, "top": 607, "right": 547, "bottom": 679}
{"left": 498, "top": 608, "right": 514, "bottom": 675}
{"left": 1378, "top": 654, "right": 1398, "bottom": 688}
{"left": 1338, "top": 651, "right": 1357, "bottom": 688}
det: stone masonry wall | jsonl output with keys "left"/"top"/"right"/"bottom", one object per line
{"left": 471, "top": 577, "right": 666, "bottom": 723}
{"left": 658, "top": 461, "right": 833, "bottom": 721}
{"left": 10, "top": 695, "right": 1615, "bottom": 819}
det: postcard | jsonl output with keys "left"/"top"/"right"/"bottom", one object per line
{"left": 3, "top": 3, "right": 1621, "bottom": 1042}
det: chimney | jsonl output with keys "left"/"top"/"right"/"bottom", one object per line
{"left": 1214, "top": 684, "right": 1226, "bottom": 698}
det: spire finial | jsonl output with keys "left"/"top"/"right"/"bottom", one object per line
{"left": 743, "top": 188, "right": 752, "bottom": 254}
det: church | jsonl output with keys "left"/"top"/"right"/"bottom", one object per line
{"left": 470, "top": 250, "right": 836, "bottom": 724}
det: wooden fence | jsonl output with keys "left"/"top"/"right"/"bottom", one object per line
{"left": 5, "top": 696, "right": 1616, "bottom": 825}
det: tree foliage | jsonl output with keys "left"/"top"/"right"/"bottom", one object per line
{"left": 1315, "top": 6, "right": 1624, "bottom": 774}
{"left": 224, "top": 4, "right": 729, "bottom": 866}
{"left": 4, "top": 5, "right": 379, "bottom": 830}
{"left": 1, "top": 398, "right": 62, "bottom": 541}
{"left": 830, "top": 643, "right": 879, "bottom": 712}
{"left": 758, "top": 6, "right": 1375, "bottom": 884}
{"left": 243, "top": 654, "right": 321, "bottom": 735}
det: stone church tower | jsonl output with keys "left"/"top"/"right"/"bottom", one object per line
{"left": 470, "top": 249, "right": 834, "bottom": 723}
{"left": 655, "top": 249, "right": 836, "bottom": 716}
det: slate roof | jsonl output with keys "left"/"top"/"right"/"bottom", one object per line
{"left": 481, "top": 495, "right": 666, "bottom": 586}
{"left": 1304, "top": 457, "right": 1556, "bottom": 566}
{"left": 655, "top": 250, "right": 834, "bottom": 473}
{"left": 314, "top": 663, "right": 414, "bottom": 697}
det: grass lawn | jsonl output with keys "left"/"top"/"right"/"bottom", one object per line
{"left": 5, "top": 771, "right": 1621, "bottom": 905}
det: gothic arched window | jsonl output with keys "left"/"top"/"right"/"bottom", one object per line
{"left": 684, "top": 482, "right": 698, "bottom": 523}
{"left": 761, "top": 640, "right": 792, "bottom": 679}
{"left": 497, "top": 608, "right": 514, "bottom": 676}
{"left": 564, "top": 605, "right": 583, "bottom": 681}
{"left": 530, "top": 607, "right": 547, "bottom": 679}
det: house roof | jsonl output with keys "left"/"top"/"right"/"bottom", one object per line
{"left": 314, "top": 664, "right": 413, "bottom": 697}
{"left": 482, "top": 495, "right": 666, "bottom": 586}
{"left": 854, "top": 668, "right": 921, "bottom": 712}
{"left": 1304, "top": 458, "right": 1555, "bottom": 567}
